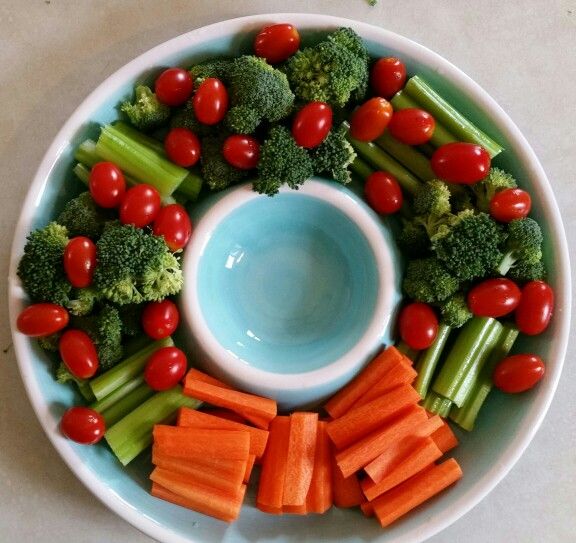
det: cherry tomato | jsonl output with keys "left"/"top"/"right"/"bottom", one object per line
{"left": 16, "top": 303, "right": 69, "bottom": 337}
{"left": 387, "top": 108, "right": 435, "bottom": 146}
{"left": 490, "top": 188, "right": 532, "bottom": 223}
{"left": 155, "top": 68, "right": 194, "bottom": 107}
{"left": 89, "top": 162, "right": 126, "bottom": 208}
{"left": 142, "top": 300, "right": 180, "bottom": 340}
{"left": 364, "top": 171, "right": 403, "bottom": 214}
{"left": 222, "top": 134, "right": 260, "bottom": 170}
{"left": 467, "top": 278, "right": 522, "bottom": 318}
{"left": 193, "top": 78, "right": 228, "bottom": 125}
{"left": 431, "top": 143, "right": 491, "bottom": 184}
{"left": 370, "top": 57, "right": 407, "bottom": 99}
{"left": 515, "top": 280, "right": 554, "bottom": 336}
{"left": 59, "top": 329, "right": 99, "bottom": 379}
{"left": 493, "top": 353, "right": 545, "bottom": 393}
{"left": 164, "top": 128, "right": 201, "bottom": 167}
{"left": 152, "top": 204, "right": 193, "bottom": 251}
{"left": 291, "top": 102, "right": 333, "bottom": 149}
{"left": 398, "top": 302, "right": 438, "bottom": 350}
{"left": 349, "top": 97, "right": 393, "bottom": 142}
{"left": 60, "top": 406, "right": 105, "bottom": 445}
{"left": 119, "top": 184, "right": 161, "bottom": 228}
{"left": 144, "top": 346, "right": 187, "bottom": 391}
{"left": 254, "top": 23, "right": 300, "bottom": 64}
{"left": 63, "top": 236, "right": 97, "bottom": 288}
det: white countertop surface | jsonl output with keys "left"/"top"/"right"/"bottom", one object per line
{"left": 1, "top": 1, "right": 575, "bottom": 541}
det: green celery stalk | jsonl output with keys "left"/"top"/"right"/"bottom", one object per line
{"left": 105, "top": 385, "right": 202, "bottom": 465}
{"left": 111, "top": 121, "right": 166, "bottom": 155}
{"left": 76, "top": 380, "right": 96, "bottom": 403}
{"left": 75, "top": 139, "right": 100, "bottom": 168}
{"left": 349, "top": 156, "right": 374, "bottom": 180}
{"left": 175, "top": 170, "right": 203, "bottom": 201}
{"left": 73, "top": 163, "right": 90, "bottom": 185}
{"left": 422, "top": 391, "right": 452, "bottom": 417}
{"left": 90, "top": 375, "right": 146, "bottom": 413}
{"left": 413, "top": 324, "right": 452, "bottom": 398}
{"left": 375, "top": 132, "right": 436, "bottom": 181}
{"left": 99, "top": 382, "right": 154, "bottom": 427}
{"left": 395, "top": 340, "right": 420, "bottom": 362}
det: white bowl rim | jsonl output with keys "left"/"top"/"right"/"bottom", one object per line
{"left": 7, "top": 12, "right": 572, "bottom": 543}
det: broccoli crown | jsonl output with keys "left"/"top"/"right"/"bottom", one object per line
{"left": 439, "top": 292, "right": 473, "bottom": 328}
{"left": 403, "top": 257, "right": 460, "bottom": 303}
{"left": 507, "top": 258, "right": 546, "bottom": 283}
{"left": 496, "top": 217, "right": 543, "bottom": 275}
{"left": 93, "top": 223, "right": 183, "bottom": 305}
{"left": 310, "top": 125, "right": 356, "bottom": 184}
{"left": 471, "top": 167, "right": 517, "bottom": 212}
{"left": 432, "top": 211, "right": 505, "bottom": 281}
{"left": 120, "top": 85, "right": 170, "bottom": 132}
{"left": 224, "top": 105, "right": 263, "bottom": 135}
{"left": 200, "top": 134, "right": 249, "bottom": 191}
{"left": 283, "top": 28, "right": 369, "bottom": 108}
{"left": 189, "top": 58, "right": 233, "bottom": 86}
{"left": 37, "top": 333, "right": 61, "bottom": 352}
{"left": 254, "top": 126, "right": 314, "bottom": 196}
{"left": 170, "top": 102, "right": 218, "bottom": 137}
{"left": 413, "top": 180, "right": 451, "bottom": 217}
{"left": 397, "top": 220, "right": 431, "bottom": 257}
{"left": 17, "top": 222, "right": 71, "bottom": 305}
{"left": 67, "top": 287, "right": 98, "bottom": 316}
{"left": 56, "top": 192, "right": 112, "bottom": 239}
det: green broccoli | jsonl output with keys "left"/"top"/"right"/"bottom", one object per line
{"left": 120, "top": 85, "right": 170, "bottom": 132}
{"left": 438, "top": 292, "right": 473, "bottom": 328}
{"left": 37, "top": 333, "right": 61, "bottom": 352}
{"left": 496, "top": 217, "right": 543, "bottom": 276}
{"left": 189, "top": 58, "right": 233, "bottom": 86}
{"left": 17, "top": 222, "right": 71, "bottom": 305}
{"left": 471, "top": 167, "right": 517, "bottom": 212}
{"left": 413, "top": 180, "right": 451, "bottom": 217}
{"left": 397, "top": 220, "right": 431, "bottom": 257}
{"left": 403, "top": 257, "right": 460, "bottom": 303}
{"left": 200, "top": 134, "right": 249, "bottom": 191}
{"left": 56, "top": 192, "right": 112, "bottom": 239}
{"left": 310, "top": 125, "right": 356, "bottom": 184}
{"left": 507, "top": 258, "right": 546, "bottom": 283}
{"left": 67, "top": 287, "right": 98, "bottom": 316}
{"left": 56, "top": 361, "right": 85, "bottom": 385}
{"left": 254, "top": 126, "right": 314, "bottom": 196}
{"left": 170, "top": 101, "right": 219, "bottom": 137}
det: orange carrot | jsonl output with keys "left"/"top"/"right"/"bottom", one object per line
{"left": 332, "top": 461, "right": 365, "bottom": 508}
{"left": 326, "top": 384, "right": 421, "bottom": 450}
{"left": 177, "top": 407, "right": 269, "bottom": 460}
{"left": 283, "top": 412, "right": 319, "bottom": 506}
{"left": 150, "top": 469, "right": 246, "bottom": 523}
{"left": 243, "top": 454, "right": 256, "bottom": 484}
{"left": 325, "top": 346, "right": 405, "bottom": 418}
{"left": 360, "top": 500, "right": 374, "bottom": 517}
{"left": 306, "top": 421, "right": 333, "bottom": 514}
{"left": 430, "top": 420, "right": 459, "bottom": 453}
{"left": 371, "top": 458, "right": 463, "bottom": 527}
{"left": 186, "top": 368, "right": 233, "bottom": 389}
{"left": 283, "top": 503, "right": 308, "bottom": 515}
{"left": 202, "top": 408, "right": 247, "bottom": 424}
{"left": 152, "top": 444, "right": 247, "bottom": 476}
{"left": 361, "top": 438, "right": 443, "bottom": 500}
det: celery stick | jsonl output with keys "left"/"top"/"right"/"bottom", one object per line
{"left": 73, "top": 163, "right": 90, "bottom": 185}
{"left": 90, "top": 337, "right": 174, "bottom": 401}
{"left": 395, "top": 340, "right": 420, "bottom": 362}
{"left": 105, "top": 385, "right": 202, "bottom": 465}
{"left": 350, "top": 156, "right": 374, "bottom": 180}
{"left": 175, "top": 171, "right": 203, "bottom": 201}
{"left": 422, "top": 391, "right": 452, "bottom": 417}
{"left": 77, "top": 380, "right": 96, "bottom": 403}
{"left": 413, "top": 324, "right": 452, "bottom": 398}
{"left": 404, "top": 76, "right": 504, "bottom": 157}
{"left": 375, "top": 132, "right": 436, "bottom": 181}
{"left": 90, "top": 375, "right": 146, "bottom": 413}
{"left": 111, "top": 121, "right": 166, "bottom": 155}
{"left": 100, "top": 382, "right": 154, "bottom": 427}
{"left": 75, "top": 139, "right": 100, "bottom": 168}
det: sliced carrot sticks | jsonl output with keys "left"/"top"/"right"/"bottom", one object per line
{"left": 332, "top": 462, "right": 365, "bottom": 508}
{"left": 430, "top": 420, "right": 459, "bottom": 453}
{"left": 243, "top": 454, "right": 256, "bottom": 484}
{"left": 306, "top": 421, "right": 333, "bottom": 514}
{"left": 202, "top": 408, "right": 247, "bottom": 424}
{"left": 185, "top": 368, "right": 233, "bottom": 389}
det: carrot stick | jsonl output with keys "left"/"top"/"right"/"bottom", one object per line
{"left": 361, "top": 438, "right": 443, "bottom": 500}
{"left": 306, "top": 421, "right": 333, "bottom": 514}
{"left": 152, "top": 444, "right": 247, "bottom": 476}
{"left": 371, "top": 458, "right": 463, "bottom": 527}
{"left": 283, "top": 412, "right": 319, "bottom": 506}
{"left": 332, "top": 461, "right": 365, "bottom": 508}
{"left": 186, "top": 368, "right": 233, "bottom": 389}
{"left": 324, "top": 346, "right": 405, "bottom": 418}
{"left": 177, "top": 407, "right": 269, "bottom": 460}
{"left": 326, "top": 384, "right": 421, "bottom": 450}
{"left": 201, "top": 408, "right": 247, "bottom": 424}
{"left": 360, "top": 500, "right": 374, "bottom": 517}
{"left": 243, "top": 454, "right": 256, "bottom": 484}
{"left": 430, "top": 420, "right": 459, "bottom": 453}
{"left": 283, "top": 503, "right": 308, "bottom": 515}
{"left": 150, "top": 469, "right": 246, "bottom": 523}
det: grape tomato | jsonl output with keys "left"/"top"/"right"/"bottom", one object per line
{"left": 467, "top": 278, "right": 522, "bottom": 318}
{"left": 490, "top": 188, "right": 532, "bottom": 222}
{"left": 254, "top": 24, "right": 300, "bottom": 64}
{"left": 493, "top": 354, "right": 545, "bottom": 393}
{"left": 370, "top": 57, "right": 407, "bottom": 99}
{"left": 222, "top": 134, "right": 260, "bottom": 170}
{"left": 291, "top": 102, "right": 333, "bottom": 149}
{"left": 16, "top": 303, "right": 69, "bottom": 337}
{"left": 164, "top": 128, "right": 201, "bottom": 167}
{"left": 515, "top": 280, "right": 554, "bottom": 335}
{"left": 193, "top": 78, "right": 228, "bottom": 125}
{"left": 387, "top": 108, "right": 435, "bottom": 146}
{"left": 64, "top": 236, "right": 97, "bottom": 288}
{"left": 152, "top": 204, "right": 192, "bottom": 251}
{"left": 399, "top": 302, "right": 438, "bottom": 350}
{"left": 59, "top": 329, "right": 99, "bottom": 379}
{"left": 349, "top": 97, "right": 393, "bottom": 142}
{"left": 364, "top": 171, "right": 403, "bottom": 214}
{"left": 119, "top": 184, "right": 161, "bottom": 228}
{"left": 144, "top": 346, "right": 188, "bottom": 391}
{"left": 431, "top": 143, "right": 491, "bottom": 184}
{"left": 60, "top": 407, "right": 105, "bottom": 445}
{"left": 89, "top": 162, "right": 126, "bottom": 208}
{"left": 142, "top": 300, "right": 180, "bottom": 340}
{"left": 155, "top": 68, "right": 194, "bottom": 107}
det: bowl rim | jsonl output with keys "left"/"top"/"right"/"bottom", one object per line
{"left": 7, "top": 12, "right": 572, "bottom": 543}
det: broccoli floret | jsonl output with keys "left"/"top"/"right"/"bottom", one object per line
{"left": 189, "top": 58, "right": 233, "bottom": 86}
{"left": 120, "top": 85, "right": 170, "bottom": 132}
{"left": 283, "top": 28, "right": 369, "bottom": 108}
{"left": 224, "top": 105, "right": 263, "bottom": 135}
{"left": 403, "top": 257, "right": 460, "bottom": 303}
{"left": 507, "top": 258, "right": 546, "bottom": 283}
{"left": 413, "top": 180, "right": 451, "bottom": 217}
{"left": 310, "top": 125, "right": 356, "bottom": 184}
{"left": 254, "top": 126, "right": 314, "bottom": 196}
{"left": 438, "top": 292, "right": 473, "bottom": 328}
{"left": 17, "top": 222, "right": 71, "bottom": 305}
{"left": 471, "top": 167, "right": 517, "bottom": 212}
{"left": 432, "top": 211, "right": 505, "bottom": 281}
{"left": 67, "top": 287, "right": 98, "bottom": 316}
{"left": 200, "top": 134, "right": 249, "bottom": 191}
{"left": 397, "top": 220, "right": 431, "bottom": 257}
{"left": 496, "top": 217, "right": 543, "bottom": 276}
{"left": 56, "top": 192, "right": 112, "bottom": 239}
{"left": 56, "top": 361, "right": 85, "bottom": 385}
{"left": 37, "top": 333, "right": 61, "bottom": 352}
{"left": 170, "top": 101, "right": 218, "bottom": 137}
{"left": 93, "top": 223, "right": 183, "bottom": 305}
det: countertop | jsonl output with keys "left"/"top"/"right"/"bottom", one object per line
{"left": 1, "top": 1, "right": 575, "bottom": 542}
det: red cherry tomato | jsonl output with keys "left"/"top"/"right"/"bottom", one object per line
{"left": 119, "top": 184, "right": 161, "bottom": 228}
{"left": 155, "top": 68, "right": 194, "bottom": 107}
{"left": 431, "top": 143, "right": 491, "bottom": 184}
{"left": 364, "top": 171, "right": 403, "bottom": 214}
{"left": 141, "top": 300, "right": 180, "bottom": 340}
{"left": 152, "top": 204, "right": 193, "bottom": 251}
{"left": 370, "top": 57, "right": 407, "bottom": 99}
{"left": 515, "top": 280, "right": 554, "bottom": 336}
{"left": 387, "top": 108, "right": 436, "bottom": 146}
{"left": 60, "top": 406, "right": 105, "bottom": 445}
{"left": 164, "top": 128, "right": 201, "bottom": 167}
{"left": 254, "top": 23, "right": 301, "bottom": 64}
{"left": 222, "top": 134, "right": 261, "bottom": 170}
{"left": 350, "top": 97, "right": 393, "bottom": 142}
{"left": 16, "top": 303, "right": 69, "bottom": 337}
{"left": 490, "top": 188, "right": 532, "bottom": 223}
{"left": 467, "top": 278, "right": 522, "bottom": 318}
{"left": 59, "top": 329, "right": 99, "bottom": 379}
{"left": 398, "top": 302, "right": 438, "bottom": 350}
{"left": 291, "top": 102, "right": 333, "bottom": 149}
{"left": 89, "top": 162, "right": 126, "bottom": 208}
{"left": 193, "top": 78, "right": 228, "bottom": 125}
{"left": 493, "top": 353, "right": 546, "bottom": 393}
{"left": 144, "top": 346, "right": 187, "bottom": 391}
{"left": 63, "top": 236, "right": 97, "bottom": 288}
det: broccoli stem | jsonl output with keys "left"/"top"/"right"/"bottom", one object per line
{"left": 403, "top": 76, "right": 504, "bottom": 158}
{"left": 105, "top": 385, "right": 201, "bottom": 465}
{"left": 99, "top": 382, "right": 154, "bottom": 427}
{"left": 422, "top": 391, "right": 452, "bottom": 417}
{"left": 375, "top": 132, "right": 436, "bottom": 182}
{"left": 413, "top": 324, "right": 452, "bottom": 398}
{"left": 450, "top": 326, "right": 519, "bottom": 431}
{"left": 432, "top": 317, "right": 503, "bottom": 407}
{"left": 89, "top": 337, "right": 174, "bottom": 401}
